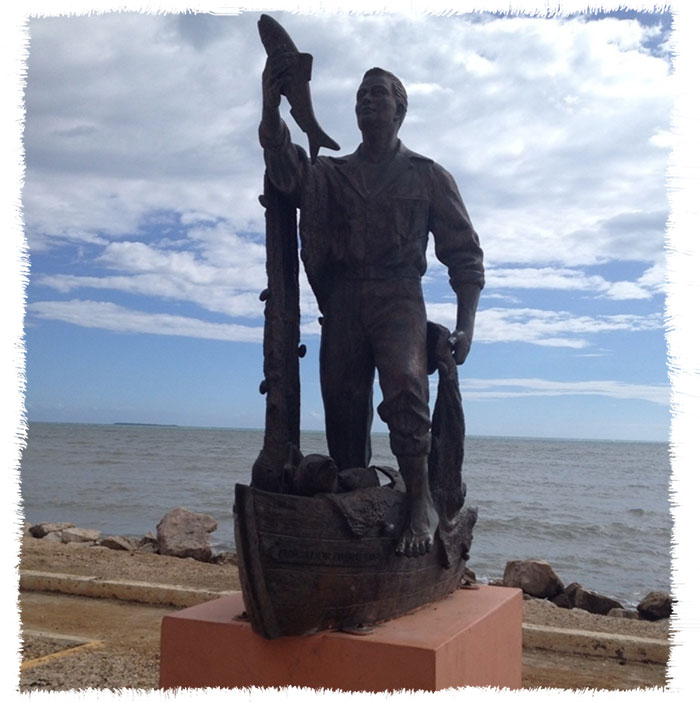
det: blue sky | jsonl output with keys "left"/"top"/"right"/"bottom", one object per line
{"left": 19, "top": 6, "right": 676, "bottom": 441}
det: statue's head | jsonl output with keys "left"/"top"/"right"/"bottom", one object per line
{"left": 356, "top": 67, "right": 407, "bottom": 133}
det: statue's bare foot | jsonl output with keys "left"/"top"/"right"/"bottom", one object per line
{"left": 396, "top": 495, "right": 439, "bottom": 557}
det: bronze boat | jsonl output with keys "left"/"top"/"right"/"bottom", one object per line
{"left": 234, "top": 476, "right": 476, "bottom": 639}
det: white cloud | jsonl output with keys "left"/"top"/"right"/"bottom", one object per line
{"left": 24, "top": 13, "right": 266, "bottom": 250}
{"left": 27, "top": 295, "right": 664, "bottom": 350}
{"left": 22, "top": 11, "right": 672, "bottom": 365}
{"left": 33, "top": 221, "right": 329, "bottom": 323}
{"left": 426, "top": 302, "right": 663, "bottom": 347}
{"left": 23, "top": 11, "right": 672, "bottom": 272}
{"left": 461, "top": 376, "right": 670, "bottom": 405}
{"left": 483, "top": 261, "right": 666, "bottom": 299}
{"left": 28, "top": 299, "right": 263, "bottom": 343}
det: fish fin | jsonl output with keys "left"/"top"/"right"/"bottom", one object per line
{"left": 297, "top": 53, "right": 313, "bottom": 82}
{"left": 308, "top": 130, "right": 341, "bottom": 164}
{"left": 319, "top": 132, "right": 341, "bottom": 151}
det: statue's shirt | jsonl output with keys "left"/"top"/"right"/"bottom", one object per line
{"left": 261, "top": 123, "right": 485, "bottom": 310}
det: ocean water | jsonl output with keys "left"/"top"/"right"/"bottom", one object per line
{"left": 18, "top": 422, "right": 672, "bottom": 607}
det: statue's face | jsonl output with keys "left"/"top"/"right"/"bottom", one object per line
{"left": 355, "top": 74, "right": 402, "bottom": 132}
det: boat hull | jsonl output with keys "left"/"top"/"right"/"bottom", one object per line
{"left": 234, "top": 482, "right": 476, "bottom": 638}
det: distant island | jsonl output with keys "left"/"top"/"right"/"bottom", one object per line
{"left": 113, "top": 422, "right": 180, "bottom": 428}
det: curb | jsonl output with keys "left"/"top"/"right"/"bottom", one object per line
{"left": 20, "top": 570, "right": 236, "bottom": 609}
{"left": 523, "top": 623, "right": 669, "bottom": 665}
{"left": 20, "top": 570, "right": 669, "bottom": 665}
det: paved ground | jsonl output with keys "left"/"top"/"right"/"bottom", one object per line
{"left": 20, "top": 592, "right": 165, "bottom": 691}
{"left": 17, "top": 589, "right": 669, "bottom": 693}
{"left": 15, "top": 536, "right": 670, "bottom": 692}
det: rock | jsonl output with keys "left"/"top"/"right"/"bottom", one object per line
{"left": 210, "top": 551, "right": 237, "bottom": 566}
{"left": 137, "top": 542, "right": 159, "bottom": 554}
{"left": 551, "top": 581, "right": 622, "bottom": 615}
{"left": 503, "top": 559, "right": 564, "bottom": 599}
{"left": 459, "top": 567, "right": 478, "bottom": 589}
{"left": 551, "top": 582, "right": 624, "bottom": 615}
{"left": 608, "top": 607, "right": 640, "bottom": 619}
{"left": 156, "top": 507, "right": 217, "bottom": 562}
{"left": 136, "top": 531, "right": 159, "bottom": 553}
{"left": 573, "top": 586, "right": 623, "bottom": 615}
{"left": 100, "top": 535, "right": 135, "bottom": 551}
{"left": 550, "top": 582, "right": 580, "bottom": 609}
{"left": 61, "top": 527, "right": 101, "bottom": 544}
{"left": 138, "top": 531, "right": 157, "bottom": 546}
{"left": 43, "top": 531, "right": 63, "bottom": 542}
{"left": 29, "top": 521, "right": 75, "bottom": 538}
{"left": 637, "top": 591, "right": 673, "bottom": 620}
{"left": 488, "top": 578, "right": 504, "bottom": 587}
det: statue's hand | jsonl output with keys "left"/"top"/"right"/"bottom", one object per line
{"left": 262, "top": 51, "right": 294, "bottom": 111}
{"left": 448, "top": 330, "right": 471, "bottom": 365}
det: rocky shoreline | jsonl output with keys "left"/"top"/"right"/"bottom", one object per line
{"left": 24, "top": 507, "right": 673, "bottom": 624}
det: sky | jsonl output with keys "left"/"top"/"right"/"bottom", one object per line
{"left": 3, "top": 1, "right": 700, "bottom": 697}
{"left": 17, "top": 4, "right": 678, "bottom": 441}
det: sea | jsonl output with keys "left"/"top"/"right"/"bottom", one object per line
{"left": 18, "top": 422, "right": 672, "bottom": 608}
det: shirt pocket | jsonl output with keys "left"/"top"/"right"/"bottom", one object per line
{"left": 390, "top": 196, "right": 430, "bottom": 242}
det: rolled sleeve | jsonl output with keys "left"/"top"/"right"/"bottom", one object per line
{"left": 429, "top": 164, "right": 485, "bottom": 291}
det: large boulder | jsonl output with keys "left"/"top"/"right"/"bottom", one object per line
{"left": 503, "top": 559, "right": 564, "bottom": 599}
{"left": 637, "top": 591, "right": 673, "bottom": 621}
{"left": 29, "top": 521, "right": 74, "bottom": 538}
{"left": 156, "top": 507, "right": 217, "bottom": 562}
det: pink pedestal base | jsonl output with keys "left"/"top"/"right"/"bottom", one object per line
{"left": 160, "top": 586, "right": 522, "bottom": 691}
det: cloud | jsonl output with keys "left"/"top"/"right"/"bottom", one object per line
{"left": 426, "top": 303, "right": 663, "bottom": 347}
{"left": 24, "top": 13, "right": 265, "bottom": 250}
{"left": 27, "top": 294, "right": 663, "bottom": 351}
{"left": 461, "top": 377, "right": 670, "bottom": 405}
{"left": 33, "top": 218, "right": 329, "bottom": 322}
{"left": 484, "top": 261, "right": 666, "bottom": 300}
{"left": 23, "top": 10, "right": 671, "bottom": 371}
{"left": 23, "top": 11, "right": 672, "bottom": 274}
{"left": 27, "top": 299, "right": 263, "bottom": 343}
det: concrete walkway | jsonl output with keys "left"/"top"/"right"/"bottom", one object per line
{"left": 18, "top": 570, "right": 669, "bottom": 691}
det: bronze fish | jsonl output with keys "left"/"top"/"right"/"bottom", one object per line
{"left": 258, "top": 14, "right": 340, "bottom": 163}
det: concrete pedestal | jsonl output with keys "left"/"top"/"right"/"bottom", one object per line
{"left": 160, "top": 586, "right": 522, "bottom": 691}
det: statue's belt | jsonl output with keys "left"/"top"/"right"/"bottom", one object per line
{"left": 338, "top": 265, "right": 421, "bottom": 280}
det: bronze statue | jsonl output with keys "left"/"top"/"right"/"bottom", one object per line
{"left": 234, "top": 15, "right": 484, "bottom": 638}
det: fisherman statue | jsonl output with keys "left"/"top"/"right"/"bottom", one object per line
{"left": 234, "top": 15, "right": 484, "bottom": 638}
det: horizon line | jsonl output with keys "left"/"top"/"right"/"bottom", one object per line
{"left": 25, "top": 419, "right": 670, "bottom": 445}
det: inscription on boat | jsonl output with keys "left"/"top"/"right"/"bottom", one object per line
{"left": 262, "top": 534, "right": 384, "bottom": 566}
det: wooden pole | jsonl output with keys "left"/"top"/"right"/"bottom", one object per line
{"left": 251, "top": 175, "right": 301, "bottom": 492}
